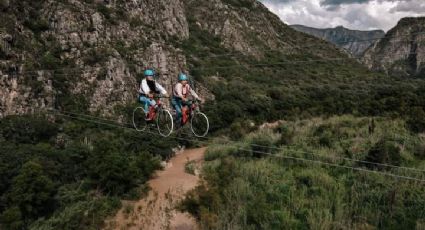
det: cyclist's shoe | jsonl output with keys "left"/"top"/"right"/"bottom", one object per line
{"left": 145, "top": 113, "right": 152, "bottom": 121}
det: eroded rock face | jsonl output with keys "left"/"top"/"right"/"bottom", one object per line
{"left": 186, "top": 0, "right": 292, "bottom": 57}
{"left": 0, "top": 0, "right": 346, "bottom": 117}
{"left": 290, "top": 25, "right": 385, "bottom": 57}
{"left": 362, "top": 17, "right": 425, "bottom": 77}
{"left": 0, "top": 0, "right": 191, "bottom": 117}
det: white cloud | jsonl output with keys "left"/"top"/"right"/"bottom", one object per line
{"left": 261, "top": 0, "right": 425, "bottom": 31}
{"left": 390, "top": 0, "right": 425, "bottom": 14}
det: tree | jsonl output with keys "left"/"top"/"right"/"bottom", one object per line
{"left": 86, "top": 151, "right": 139, "bottom": 195}
{"left": 0, "top": 206, "right": 23, "bottom": 230}
{"left": 6, "top": 161, "right": 55, "bottom": 224}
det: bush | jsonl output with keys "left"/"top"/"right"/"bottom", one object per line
{"left": 4, "top": 161, "right": 56, "bottom": 223}
{"left": 365, "top": 139, "right": 402, "bottom": 169}
{"left": 86, "top": 151, "right": 139, "bottom": 195}
{"left": 249, "top": 130, "right": 279, "bottom": 157}
{"left": 406, "top": 107, "right": 425, "bottom": 133}
{"left": 276, "top": 124, "right": 294, "bottom": 146}
{"left": 41, "top": 51, "right": 61, "bottom": 69}
{"left": 0, "top": 206, "right": 23, "bottom": 230}
{"left": 0, "top": 115, "right": 58, "bottom": 144}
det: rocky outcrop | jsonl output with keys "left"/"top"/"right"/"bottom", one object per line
{"left": 363, "top": 17, "right": 425, "bottom": 77}
{"left": 0, "top": 0, "right": 350, "bottom": 118}
{"left": 0, "top": 0, "right": 190, "bottom": 117}
{"left": 291, "top": 25, "right": 385, "bottom": 56}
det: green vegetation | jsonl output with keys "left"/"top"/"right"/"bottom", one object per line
{"left": 222, "top": 0, "right": 255, "bottom": 8}
{"left": 1, "top": 0, "right": 425, "bottom": 229}
{"left": 181, "top": 116, "right": 425, "bottom": 229}
{"left": 179, "top": 6, "right": 425, "bottom": 138}
{"left": 0, "top": 114, "right": 179, "bottom": 229}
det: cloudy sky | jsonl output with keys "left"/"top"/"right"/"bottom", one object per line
{"left": 260, "top": 0, "right": 425, "bottom": 31}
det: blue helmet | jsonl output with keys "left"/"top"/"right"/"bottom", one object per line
{"left": 178, "top": 73, "right": 188, "bottom": 81}
{"left": 144, "top": 69, "right": 155, "bottom": 77}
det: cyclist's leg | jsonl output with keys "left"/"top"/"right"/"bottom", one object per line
{"left": 181, "top": 100, "right": 190, "bottom": 124}
{"left": 139, "top": 96, "right": 150, "bottom": 113}
{"left": 172, "top": 97, "right": 182, "bottom": 123}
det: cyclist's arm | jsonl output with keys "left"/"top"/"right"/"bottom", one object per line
{"left": 141, "top": 79, "right": 150, "bottom": 95}
{"left": 138, "top": 81, "right": 143, "bottom": 94}
{"left": 156, "top": 82, "right": 168, "bottom": 96}
{"left": 175, "top": 83, "right": 185, "bottom": 99}
{"left": 188, "top": 85, "right": 200, "bottom": 100}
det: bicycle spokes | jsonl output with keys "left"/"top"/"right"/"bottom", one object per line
{"left": 191, "top": 112, "right": 209, "bottom": 137}
{"left": 132, "top": 107, "right": 148, "bottom": 132}
{"left": 156, "top": 109, "right": 174, "bottom": 137}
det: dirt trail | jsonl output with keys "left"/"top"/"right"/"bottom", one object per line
{"left": 105, "top": 148, "right": 206, "bottom": 230}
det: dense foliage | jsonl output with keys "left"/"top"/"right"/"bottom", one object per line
{"left": 178, "top": 13, "right": 425, "bottom": 137}
{"left": 181, "top": 116, "right": 425, "bottom": 229}
{"left": 0, "top": 115, "right": 178, "bottom": 229}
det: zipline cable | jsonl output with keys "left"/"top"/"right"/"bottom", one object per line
{"left": 47, "top": 107, "right": 425, "bottom": 177}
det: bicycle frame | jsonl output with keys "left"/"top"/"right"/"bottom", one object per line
{"left": 146, "top": 96, "right": 167, "bottom": 121}
{"left": 181, "top": 100, "right": 199, "bottom": 125}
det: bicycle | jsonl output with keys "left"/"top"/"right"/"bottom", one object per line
{"left": 132, "top": 96, "right": 174, "bottom": 137}
{"left": 177, "top": 99, "right": 209, "bottom": 138}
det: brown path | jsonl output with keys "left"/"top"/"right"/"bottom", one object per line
{"left": 104, "top": 148, "right": 206, "bottom": 230}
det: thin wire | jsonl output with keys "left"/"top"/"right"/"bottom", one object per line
{"left": 48, "top": 107, "right": 425, "bottom": 175}
{"left": 8, "top": 29, "right": 425, "bottom": 75}
{"left": 9, "top": 49, "right": 423, "bottom": 77}
{"left": 51, "top": 109, "right": 209, "bottom": 145}
{"left": 26, "top": 106, "right": 425, "bottom": 174}
{"left": 52, "top": 111, "right": 425, "bottom": 183}
{"left": 250, "top": 144, "right": 425, "bottom": 173}
{"left": 239, "top": 147, "right": 425, "bottom": 183}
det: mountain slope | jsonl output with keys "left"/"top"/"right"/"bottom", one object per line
{"left": 291, "top": 24, "right": 385, "bottom": 56}
{"left": 0, "top": 0, "right": 424, "bottom": 128}
{"left": 0, "top": 0, "right": 363, "bottom": 118}
{"left": 363, "top": 17, "right": 425, "bottom": 77}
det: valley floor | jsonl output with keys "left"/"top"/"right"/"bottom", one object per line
{"left": 105, "top": 148, "right": 206, "bottom": 230}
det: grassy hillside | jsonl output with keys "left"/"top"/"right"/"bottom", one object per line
{"left": 181, "top": 116, "right": 425, "bottom": 229}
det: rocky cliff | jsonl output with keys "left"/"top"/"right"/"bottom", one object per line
{"left": 363, "top": 17, "right": 425, "bottom": 77}
{"left": 0, "top": 0, "right": 352, "bottom": 118}
{"left": 291, "top": 25, "right": 385, "bottom": 56}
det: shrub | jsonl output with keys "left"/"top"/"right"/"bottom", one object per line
{"left": 249, "top": 130, "right": 280, "bottom": 157}
{"left": 86, "top": 151, "right": 139, "bottom": 195}
{"left": 413, "top": 142, "right": 425, "bottom": 160}
{"left": 185, "top": 160, "right": 196, "bottom": 175}
{"left": 0, "top": 115, "right": 58, "bottom": 144}
{"left": 5, "top": 161, "right": 56, "bottom": 222}
{"left": 276, "top": 124, "right": 294, "bottom": 146}
{"left": 0, "top": 206, "right": 23, "bottom": 230}
{"left": 365, "top": 139, "right": 402, "bottom": 169}
{"left": 406, "top": 107, "right": 425, "bottom": 133}
{"left": 41, "top": 51, "right": 61, "bottom": 69}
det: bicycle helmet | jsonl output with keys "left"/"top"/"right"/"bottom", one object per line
{"left": 178, "top": 73, "right": 188, "bottom": 81}
{"left": 144, "top": 69, "right": 155, "bottom": 77}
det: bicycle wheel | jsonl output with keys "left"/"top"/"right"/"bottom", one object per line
{"left": 156, "top": 109, "right": 174, "bottom": 137}
{"left": 132, "top": 107, "right": 148, "bottom": 132}
{"left": 191, "top": 112, "right": 209, "bottom": 137}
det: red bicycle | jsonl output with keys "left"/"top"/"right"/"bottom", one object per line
{"left": 178, "top": 99, "right": 209, "bottom": 137}
{"left": 132, "top": 96, "right": 174, "bottom": 137}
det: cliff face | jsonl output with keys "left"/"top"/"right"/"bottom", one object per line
{"left": 291, "top": 25, "right": 385, "bottom": 56}
{"left": 0, "top": 0, "right": 349, "bottom": 117}
{"left": 0, "top": 0, "right": 190, "bottom": 116}
{"left": 363, "top": 17, "right": 425, "bottom": 77}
